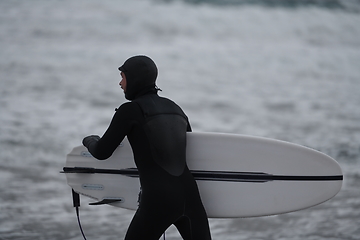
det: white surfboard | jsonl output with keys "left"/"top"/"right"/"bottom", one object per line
{"left": 63, "top": 132, "right": 343, "bottom": 218}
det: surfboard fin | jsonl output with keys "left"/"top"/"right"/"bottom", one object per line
{"left": 89, "top": 198, "right": 123, "bottom": 205}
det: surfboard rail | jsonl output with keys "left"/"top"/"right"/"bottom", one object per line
{"left": 62, "top": 167, "right": 343, "bottom": 182}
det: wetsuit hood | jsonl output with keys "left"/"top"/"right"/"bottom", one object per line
{"left": 118, "top": 55, "right": 158, "bottom": 100}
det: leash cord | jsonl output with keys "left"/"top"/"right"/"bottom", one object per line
{"left": 72, "top": 189, "right": 87, "bottom": 240}
{"left": 76, "top": 206, "right": 88, "bottom": 240}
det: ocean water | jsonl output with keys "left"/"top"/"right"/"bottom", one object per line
{"left": 1, "top": 0, "right": 360, "bottom": 239}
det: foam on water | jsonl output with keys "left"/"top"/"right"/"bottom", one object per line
{"left": 1, "top": 0, "right": 360, "bottom": 239}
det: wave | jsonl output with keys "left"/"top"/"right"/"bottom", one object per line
{"left": 157, "top": 0, "right": 360, "bottom": 12}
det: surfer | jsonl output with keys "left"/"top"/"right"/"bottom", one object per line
{"left": 82, "top": 55, "right": 211, "bottom": 240}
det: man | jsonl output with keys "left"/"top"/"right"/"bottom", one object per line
{"left": 82, "top": 55, "right": 211, "bottom": 240}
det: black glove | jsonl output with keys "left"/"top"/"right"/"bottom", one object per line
{"left": 82, "top": 135, "right": 100, "bottom": 148}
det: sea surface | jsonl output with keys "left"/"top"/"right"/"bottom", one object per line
{"left": 1, "top": 0, "right": 360, "bottom": 239}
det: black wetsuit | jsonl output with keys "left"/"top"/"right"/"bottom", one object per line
{"left": 83, "top": 56, "right": 211, "bottom": 240}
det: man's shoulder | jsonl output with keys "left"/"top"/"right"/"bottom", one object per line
{"left": 115, "top": 101, "right": 141, "bottom": 112}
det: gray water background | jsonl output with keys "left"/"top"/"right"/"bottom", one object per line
{"left": 1, "top": 0, "right": 360, "bottom": 239}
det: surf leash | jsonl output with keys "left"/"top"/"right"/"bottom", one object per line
{"left": 72, "top": 189, "right": 88, "bottom": 240}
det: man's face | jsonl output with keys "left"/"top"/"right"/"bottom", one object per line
{"left": 119, "top": 72, "right": 127, "bottom": 93}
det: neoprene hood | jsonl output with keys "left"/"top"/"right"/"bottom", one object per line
{"left": 118, "top": 55, "right": 158, "bottom": 100}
